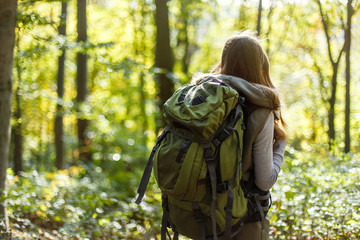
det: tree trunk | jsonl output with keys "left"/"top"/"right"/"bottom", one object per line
{"left": 13, "top": 61, "right": 23, "bottom": 175}
{"left": 76, "top": 0, "right": 90, "bottom": 160}
{"left": 139, "top": 2, "right": 149, "bottom": 146}
{"left": 55, "top": 1, "right": 67, "bottom": 169}
{"left": 155, "top": 0, "right": 174, "bottom": 130}
{"left": 12, "top": 31, "right": 24, "bottom": 175}
{"left": 344, "top": 0, "right": 353, "bottom": 153}
{"left": 316, "top": 0, "right": 345, "bottom": 149}
{"left": 131, "top": 0, "right": 149, "bottom": 147}
{"left": 328, "top": 63, "right": 339, "bottom": 145}
{"left": 256, "top": 0, "right": 262, "bottom": 36}
{"left": 0, "top": 0, "right": 17, "bottom": 233}
{"left": 179, "top": 1, "right": 190, "bottom": 76}
{"left": 265, "top": 1, "right": 275, "bottom": 57}
{"left": 182, "top": 20, "right": 189, "bottom": 75}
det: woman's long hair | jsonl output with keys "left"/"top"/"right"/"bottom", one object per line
{"left": 212, "top": 33, "right": 285, "bottom": 126}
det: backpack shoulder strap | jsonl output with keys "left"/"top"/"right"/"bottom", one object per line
{"left": 135, "top": 127, "right": 169, "bottom": 204}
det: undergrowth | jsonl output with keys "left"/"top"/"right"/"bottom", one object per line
{"left": 1, "top": 144, "right": 359, "bottom": 239}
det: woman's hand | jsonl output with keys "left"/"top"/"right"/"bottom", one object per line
{"left": 274, "top": 123, "right": 287, "bottom": 141}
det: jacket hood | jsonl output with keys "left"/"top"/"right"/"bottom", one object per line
{"left": 191, "top": 73, "right": 281, "bottom": 119}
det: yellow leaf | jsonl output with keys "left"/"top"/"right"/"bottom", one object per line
{"left": 36, "top": 210, "right": 46, "bottom": 218}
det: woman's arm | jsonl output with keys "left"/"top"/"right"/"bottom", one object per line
{"left": 252, "top": 113, "right": 286, "bottom": 191}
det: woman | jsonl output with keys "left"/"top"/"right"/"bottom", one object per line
{"left": 193, "top": 33, "right": 287, "bottom": 239}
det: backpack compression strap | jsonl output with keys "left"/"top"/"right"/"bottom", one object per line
{"left": 210, "top": 102, "right": 244, "bottom": 240}
{"left": 201, "top": 102, "right": 244, "bottom": 240}
{"left": 203, "top": 143, "right": 218, "bottom": 240}
{"left": 224, "top": 127, "right": 241, "bottom": 239}
{"left": 161, "top": 193, "right": 179, "bottom": 240}
{"left": 221, "top": 103, "right": 244, "bottom": 239}
{"left": 241, "top": 171, "right": 272, "bottom": 235}
{"left": 135, "top": 127, "right": 169, "bottom": 204}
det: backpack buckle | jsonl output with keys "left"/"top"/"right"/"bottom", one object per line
{"left": 218, "top": 127, "right": 233, "bottom": 141}
{"left": 213, "top": 128, "right": 233, "bottom": 148}
{"left": 217, "top": 182, "right": 228, "bottom": 193}
{"left": 192, "top": 203, "right": 205, "bottom": 223}
{"left": 161, "top": 194, "right": 169, "bottom": 211}
{"left": 203, "top": 146, "right": 215, "bottom": 164}
{"left": 238, "top": 96, "right": 245, "bottom": 106}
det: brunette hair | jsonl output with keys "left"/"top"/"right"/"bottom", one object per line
{"left": 212, "top": 33, "right": 285, "bottom": 125}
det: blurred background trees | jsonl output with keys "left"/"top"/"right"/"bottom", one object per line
{"left": 0, "top": 0, "right": 18, "bottom": 234}
{"left": 0, "top": 0, "right": 359, "bottom": 238}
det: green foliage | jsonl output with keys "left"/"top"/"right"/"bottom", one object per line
{"left": 4, "top": 0, "right": 360, "bottom": 239}
{"left": 5, "top": 145, "right": 360, "bottom": 239}
{"left": 5, "top": 165, "right": 162, "bottom": 239}
{"left": 270, "top": 147, "right": 360, "bottom": 239}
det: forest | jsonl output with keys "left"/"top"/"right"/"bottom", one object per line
{"left": 0, "top": 0, "right": 359, "bottom": 239}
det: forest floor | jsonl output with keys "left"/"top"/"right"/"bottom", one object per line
{"left": 1, "top": 148, "right": 360, "bottom": 239}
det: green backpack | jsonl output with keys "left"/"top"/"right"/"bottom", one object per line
{"left": 136, "top": 76, "right": 248, "bottom": 240}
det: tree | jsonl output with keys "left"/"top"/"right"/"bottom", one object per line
{"left": 155, "top": 0, "right": 174, "bottom": 129}
{"left": 76, "top": 0, "right": 90, "bottom": 160}
{"left": 178, "top": 1, "right": 190, "bottom": 76}
{"left": 13, "top": 32, "right": 23, "bottom": 175}
{"left": 130, "top": 0, "right": 150, "bottom": 146}
{"left": 256, "top": 0, "right": 262, "bottom": 36}
{"left": 316, "top": 0, "right": 345, "bottom": 148}
{"left": 264, "top": 0, "right": 275, "bottom": 56}
{"left": 0, "top": 0, "right": 17, "bottom": 233}
{"left": 55, "top": 1, "right": 68, "bottom": 169}
{"left": 344, "top": 0, "right": 355, "bottom": 153}
{"left": 175, "top": 0, "right": 208, "bottom": 79}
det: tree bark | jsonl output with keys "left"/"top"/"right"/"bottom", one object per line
{"left": 0, "top": 0, "right": 17, "bottom": 233}
{"left": 131, "top": 0, "right": 149, "bottom": 147}
{"left": 139, "top": 2, "right": 149, "bottom": 145}
{"left": 344, "top": 0, "right": 353, "bottom": 153}
{"left": 256, "top": 0, "right": 262, "bottom": 36}
{"left": 55, "top": 1, "right": 67, "bottom": 169}
{"left": 328, "top": 62, "right": 340, "bottom": 146}
{"left": 265, "top": 1, "right": 275, "bottom": 57}
{"left": 13, "top": 40, "right": 23, "bottom": 175}
{"left": 76, "top": 0, "right": 90, "bottom": 160}
{"left": 316, "top": 0, "right": 345, "bottom": 148}
{"left": 155, "top": 0, "right": 174, "bottom": 129}
{"left": 181, "top": 19, "right": 190, "bottom": 75}
{"left": 179, "top": 1, "right": 190, "bottom": 76}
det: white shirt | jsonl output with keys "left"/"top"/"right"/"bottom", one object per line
{"left": 253, "top": 113, "right": 286, "bottom": 191}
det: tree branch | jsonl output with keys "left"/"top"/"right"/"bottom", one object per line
{"left": 316, "top": 0, "right": 334, "bottom": 65}
{"left": 335, "top": 41, "right": 346, "bottom": 65}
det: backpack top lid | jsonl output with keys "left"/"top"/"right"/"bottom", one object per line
{"left": 163, "top": 77, "right": 239, "bottom": 140}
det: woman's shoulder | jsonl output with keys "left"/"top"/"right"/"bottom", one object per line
{"left": 216, "top": 74, "right": 280, "bottom": 111}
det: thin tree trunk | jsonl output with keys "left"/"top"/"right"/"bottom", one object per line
{"left": 256, "top": 0, "right": 262, "bottom": 36}
{"left": 131, "top": 0, "right": 148, "bottom": 146}
{"left": 328, "top": 63, "right": 339, "bottom": 145}
{"left": 0, "top": 0, "right": 17, "bottom": 234}
{"left": 316, "top": 0, "right": 345, "bottom": 148}
{"left": 139, "top": 2, "right": 148, "bottom": 145}
{"left": 55, "top": 1, "right": 67, "bottom": 169}
{"left": 13, "top": 35, "right": 23, "bottom": 175}
{"left": 265, "top": 1, "right": 275, "bottom": 57}
{"left": 155, "top": 0, "right": 174, "bottom": 130}
{"left": 344, "top": 0, "right": 353, "bottom": 153}
{"left": 182, "top": 20, "right": 189, "bottom": 75}
{"left": 179, "top": 1, "right": 190, "bottom": 76}
{"left": 76, "top": 0, "right": 90, "bottom": 160}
